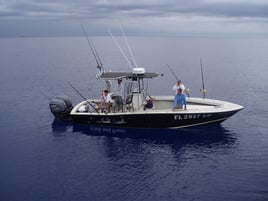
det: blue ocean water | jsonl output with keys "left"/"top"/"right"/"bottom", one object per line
{"left": 0, "top": 36, "right": 268, "bottom": 201}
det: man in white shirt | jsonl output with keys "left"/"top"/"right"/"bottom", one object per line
{"left": 102, "top": 89, "right": 113, "bottom": 113}
{"left": 172, "top": 80, "right": 185, "bottom": 94}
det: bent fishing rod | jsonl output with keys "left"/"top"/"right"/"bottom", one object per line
{"left": 166, "top": 64, "right": 180, "bottom": 81}
{"left": 67, "top": 82, "right": 99, "bottom": 113}
{"left": 166, "top": 64, "right": 190, "bottom": 97}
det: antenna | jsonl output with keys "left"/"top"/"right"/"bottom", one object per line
{"left": 120, "top": 26, "right": 138, "bottom": 68}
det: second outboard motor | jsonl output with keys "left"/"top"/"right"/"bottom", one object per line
{"left": 49, "top": 96, "right": 73, "bottom": 120}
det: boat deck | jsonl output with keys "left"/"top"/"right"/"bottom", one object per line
{"left": 71, "top": 96, "right": 243, "bottom": 115}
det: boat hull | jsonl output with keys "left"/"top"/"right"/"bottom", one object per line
{"left": 70, "top": 109, "right": 241, "bottom": 129}
{"left": 69, "top": 97, "right": 243, "bottom": 129}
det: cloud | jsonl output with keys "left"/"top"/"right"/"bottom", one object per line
{"left": 0, "top": 0, "right": 268, "bottom": 37}
{"left": 2, "top": 0, "right": 268, "bottom": 20}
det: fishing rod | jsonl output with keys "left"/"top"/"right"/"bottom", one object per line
{"left": 67, "top": 82, "right": 99, "bottom": 113}
{"left": 166, "top": 64, "right": 179, "bottom": 81}
{"left": 200, "top": 57, "right": 207, "bottom": 99}
{"left": 81, "top": 25, "right": 103, "bottom": 71}
{"left": 91, "top": 41, "right": 103, "bottom": 70}
{"left": 167, "top": 64, "right": 191, "bottom": 97}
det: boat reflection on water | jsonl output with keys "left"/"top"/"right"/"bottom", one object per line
{"left": 51, "top": 120, "right": 236, "bottom": 147}
{"left": 51, "top": 119, "right": 73, "bottom": 134}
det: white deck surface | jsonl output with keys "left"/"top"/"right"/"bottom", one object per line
{"left": 70, "top": 96, "right": 243, "bottom": 115}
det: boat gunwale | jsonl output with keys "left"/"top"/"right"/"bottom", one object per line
{"left": 70, "top": 97, "right": 243, "bottom": 116}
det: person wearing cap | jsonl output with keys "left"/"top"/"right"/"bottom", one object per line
{"left": 172, "top": 80, "right": 185, "bottom": 94}
{"left": 173, "top": 88, "right": 187, "bottom": 111}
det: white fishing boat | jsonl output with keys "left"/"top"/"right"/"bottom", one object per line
{"left": 50, "top": 67, "right": 242, "bottom": 129}
{"left": 49, "top": 33, "right": 243, "bottom": 129}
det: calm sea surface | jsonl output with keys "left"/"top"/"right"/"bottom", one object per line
{"left": 0, "top": 36, "right": 268, "bottom": 201}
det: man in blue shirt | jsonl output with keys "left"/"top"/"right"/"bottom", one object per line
{"left": 173, "top": 88, "right": 187, "bottom": 111}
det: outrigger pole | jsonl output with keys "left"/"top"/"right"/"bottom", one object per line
{"left": 120, "top": 26, "right": 138, "bottom": 68}
{"left": 108, "top": 29, "right": 133, "bottom": 70}
{"left": 200, "top": 57, "right": 207, "bottom": 99}
{"left": 81, "top": 26, "right": 112, "bottom": 91}
{"left": 68, "top": 82, "right": 99, "bottom": 113}
{"left": 81, "top": 25, "right": 103, "bottom": 72}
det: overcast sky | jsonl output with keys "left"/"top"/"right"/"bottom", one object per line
{"left": 0, "top": 0, "right": 268, "bottom": 37}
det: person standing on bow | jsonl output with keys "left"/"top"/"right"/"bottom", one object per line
{"left": 173, "top": 88, "right": 187, "bottom": 111}
{"left": 114, "top": 78, "right": 124, "bottom": 112}
{"left": 172, "top": 80, "right": 185, "bottom": 94}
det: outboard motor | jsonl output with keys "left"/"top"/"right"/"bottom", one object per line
{"left": 49, "top": 96, "right": 73, "bottom": 120}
